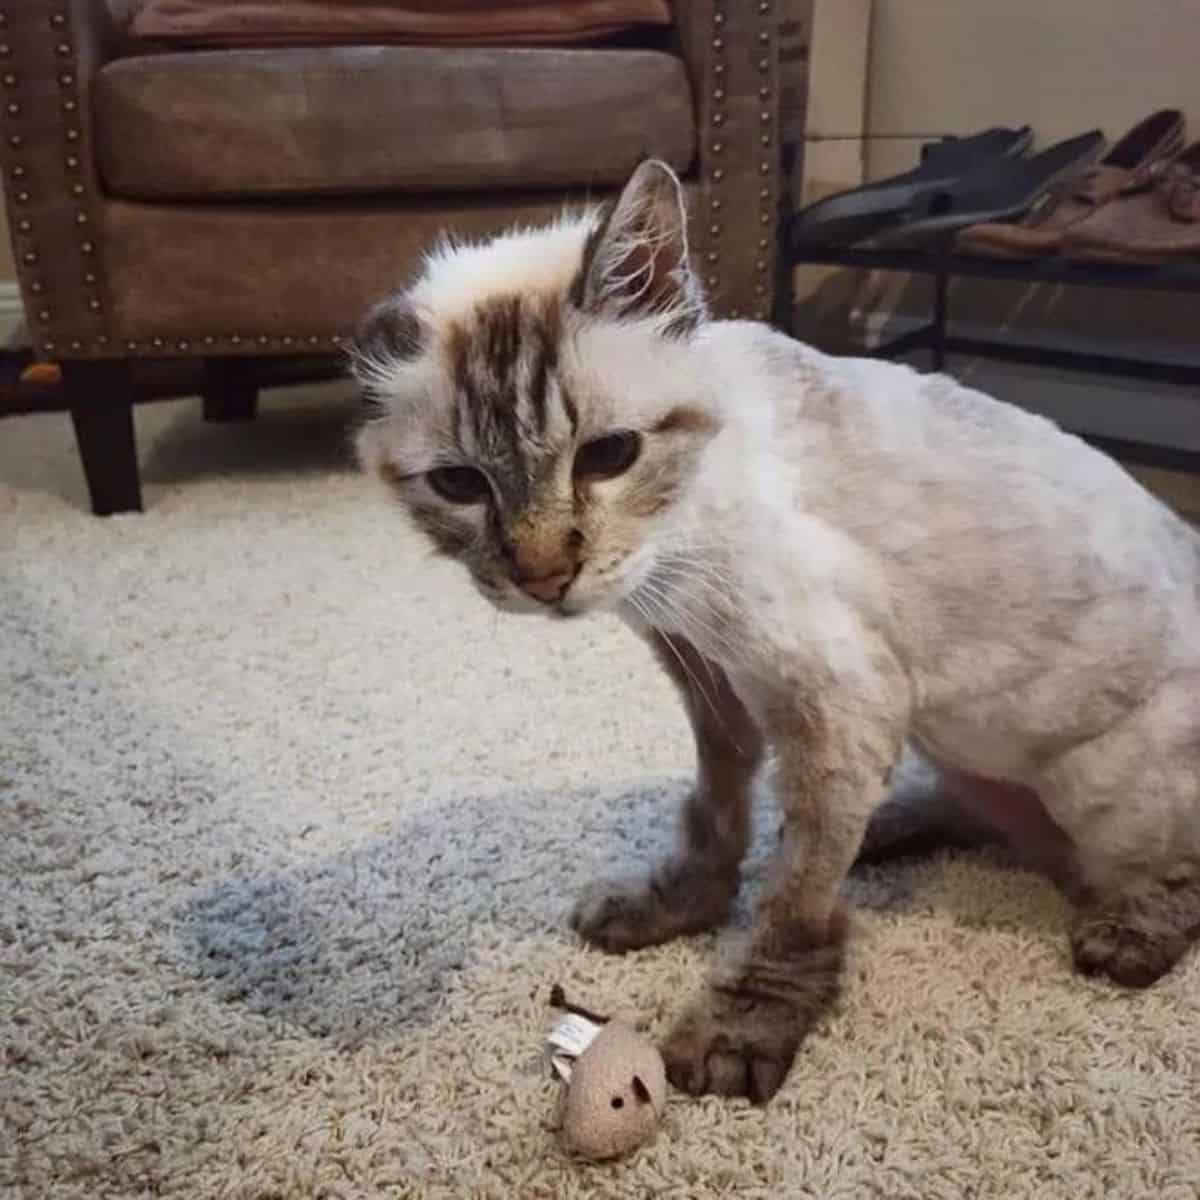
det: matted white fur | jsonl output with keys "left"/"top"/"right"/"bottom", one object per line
{"left": 356, "top": 163, "right": 1200, "bottom": 1095}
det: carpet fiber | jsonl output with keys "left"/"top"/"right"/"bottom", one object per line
{"left": 3, "top": 387, "right": 1199, "bottom": 1199}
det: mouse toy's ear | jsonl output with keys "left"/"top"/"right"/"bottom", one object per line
{"left": 631, "top": 1075, "right": 652, "bottom": 1104}
{"left": 573, "top": 158, "right": 706, "bottom": 336}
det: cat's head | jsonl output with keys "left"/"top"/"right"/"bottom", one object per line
{"left": 352, "top": 160, "right": 721, "bottom": 617}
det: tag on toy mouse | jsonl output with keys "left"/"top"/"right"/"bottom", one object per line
{"left": 547, "top": 1010, "right": 605, "bottom": 1083}
{"left": 545, "top": 984, "right": 667, "bottom": 1161}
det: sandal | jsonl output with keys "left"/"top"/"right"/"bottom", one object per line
{"left": 866, "top": 130, "right": 1106, "bottom": 249}
{"left": 789, "top": 125, "right": 1032, "bottom": 252}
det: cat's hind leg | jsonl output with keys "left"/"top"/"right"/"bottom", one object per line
{"left": 1039, "top": 687, "right": 1200, "bottom": 988}
{"left": 1070, "top": 873, "right": 1200, "bottom": 987}
{"left": 571, "top": 631, "right": 764, "bottom": 953}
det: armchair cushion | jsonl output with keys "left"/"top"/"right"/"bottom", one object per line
{"left": 130, "top": 0, "right": 672, "bottom": 47}
{"left": 94, "top": 45, "right": 695, "bottom": 200}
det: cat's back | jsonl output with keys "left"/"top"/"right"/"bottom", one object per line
{"left": 716, "top": 325, "right": 1200, "bottom": 634}
{"left": 741, "top": 326, "right": 1166, "bottom": 530}
{"left": 749, "top": 327, "right": 1083, "bottom": 476}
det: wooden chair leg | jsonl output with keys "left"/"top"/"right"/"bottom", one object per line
{"left": 64, "top": 359, "right": 142, "bottom": 516}
{"left": 202, "top": 357, "right": 258, "bottom": 422}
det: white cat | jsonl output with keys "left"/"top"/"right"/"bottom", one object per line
{"left": 353, "top": 160, "right": 1200, "bottom": 1103}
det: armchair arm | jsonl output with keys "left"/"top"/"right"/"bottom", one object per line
{"left": 675, "top": 0, "right": 813, "bottom": 323}
{"left": 2, "top": 1, "right": 125, "bottom": 358}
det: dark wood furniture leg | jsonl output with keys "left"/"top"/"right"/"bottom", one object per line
{"left": 64, "top": 359, "right": 142, "bottom": 516}
{"left": 202, "top": 357, "right": 259, "bottom": 422}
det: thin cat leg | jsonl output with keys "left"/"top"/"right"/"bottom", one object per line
{"left": 571, "top": 631, "right": 764, "bottom": 952}
{"left": 663, "top": 684, "right": 906, "bottom": 1103}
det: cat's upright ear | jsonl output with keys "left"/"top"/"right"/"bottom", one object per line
{"left": 573, "top": 159, "right": 706, "bottom": 335}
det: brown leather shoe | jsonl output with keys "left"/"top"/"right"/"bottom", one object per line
{"left": 955, "top": 109, "right": 1185, "bottom": 258}
{"left": 1062, "top": 141, "right": 1200, "bottom": 263}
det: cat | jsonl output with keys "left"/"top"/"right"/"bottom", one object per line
{"left": 351, "top": 159, "right": 1200, "bottom": 1104}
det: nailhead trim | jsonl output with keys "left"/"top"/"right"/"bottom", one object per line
{"left": 703, "top": 0, "right": 779, "bottom": 323}
{"left": 7, "top": 6, "right": 111, "bottom": 349}
{"left": 17, "top": 5, "right": 755, "bottom": 353}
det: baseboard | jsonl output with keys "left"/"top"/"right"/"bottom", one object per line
{"left": 0, "top": 281, "right": 26, "bottom": 347}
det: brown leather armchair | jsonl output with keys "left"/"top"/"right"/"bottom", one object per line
{"left": 3, "top": 1, "right": 812, "bottom": 514}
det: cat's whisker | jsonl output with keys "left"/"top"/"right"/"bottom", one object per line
{"left": 629, "top": 583, "right": 740, "bottom": 747}
{"left": 650, "top": 551, "right": 738, "bottom": 596}
{"left": 639, "top": 565, "right": 740, "bottom": 639}
{"left": 650, "top": 562, "right": 737, "bottom": 608}
{"left": 635, "top": 576, "right": 744, "bottom": 676}
{"left": 638, "top": 604, "right": 727, "bottom": 733}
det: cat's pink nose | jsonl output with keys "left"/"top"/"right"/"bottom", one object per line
{"left": 517, "top": 569, "right": 575, "bottom": 604}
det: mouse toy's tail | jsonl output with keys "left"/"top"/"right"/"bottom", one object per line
{"left": 549, "top": 983, "right": 609, "bottom": 1025}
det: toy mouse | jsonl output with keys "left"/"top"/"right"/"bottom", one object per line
{"left": 545, "top": 984, "right": 667, "bottom": 1161}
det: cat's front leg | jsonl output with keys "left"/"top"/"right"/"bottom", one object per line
{"left": 663, "top": 682, "right": 905, "bottom": 1102}
{"left": 571, "top": 631, "right": 764, "bottom": 952}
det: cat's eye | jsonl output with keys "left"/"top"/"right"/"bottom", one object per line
{"left": 427, "top": 465, "right": 491, "bottom": 505}
{"left": 574, "top": 431, "right": 642, "bottom": 481}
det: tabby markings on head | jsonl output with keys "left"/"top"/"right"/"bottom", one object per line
{"left": 445, "top": 293, "right": 577, "bottom": 512}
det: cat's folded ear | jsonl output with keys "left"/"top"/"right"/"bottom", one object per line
{"left": 573, "top": 158, "right": 706, "bottom": 335}
{"left": 351, "top": 293, "right": 423, "bottom": 384}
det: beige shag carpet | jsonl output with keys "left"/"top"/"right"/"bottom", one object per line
{"left": 3, "top": 387, "right": 1199, "bottom": 1200}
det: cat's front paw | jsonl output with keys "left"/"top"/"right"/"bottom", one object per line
{"left": 570, "top": 863, "right": 737, "bottom": 954}
{"left": 661, "top": 929, "right": 846, "bottom": 1103}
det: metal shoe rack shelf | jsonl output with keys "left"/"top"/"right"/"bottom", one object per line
{"left": 788, "top": 243, "right": 1200, "bottom": 472}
